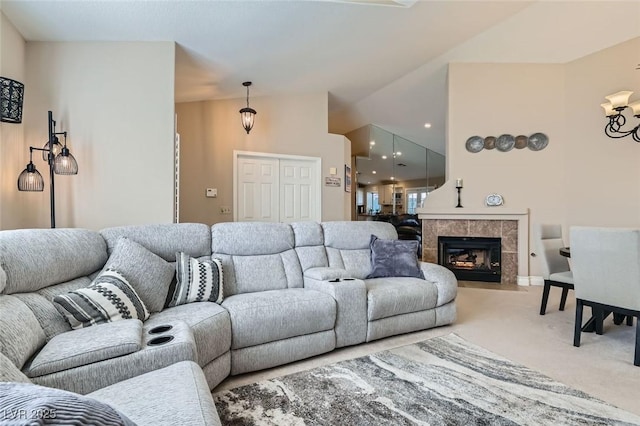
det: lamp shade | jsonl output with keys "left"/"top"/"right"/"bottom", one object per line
{"left": 17, "top": 162, "right": 44, "bottom": 191}
{"left": 605, "top": 91, "right": 633, "bottom": 109}
{"left": 629, "top": 100, "right": 640, "bottom": 116}
{"left": 53, "top": 147, "right": 78, "bottom": 175}
{"left": 42, "top": 137, "right": 63, "bottom": 161}
{"left": 600, "top": 102, "right": 616, "bottom": 117}
{"left": 239, "top": 107, "right": 256, "bottom": 134}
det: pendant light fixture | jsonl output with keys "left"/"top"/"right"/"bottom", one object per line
{"left": 239, "top": 81, "right": 256, "bottom": 134}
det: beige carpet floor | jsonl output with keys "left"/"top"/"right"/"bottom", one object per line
{"left": 216, "top": 285, "right": 640, "bottom": 416}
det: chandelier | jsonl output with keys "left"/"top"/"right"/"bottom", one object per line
{"left": 600, "top": 91, "right": 640, "bottom": 142}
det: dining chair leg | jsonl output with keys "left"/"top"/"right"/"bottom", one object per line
{"left": 627, "top": 316, "right": 634, "bottom": 326}
{"left": 574, "top": 299, "right": 583, "bottom": 347}
{"left": 540, "top": 281, "right": 551, "bottom": 315}
{"left": 559, "top": 287, "right": 569, "bottom": 311}
{"left": 595, "top": 307, "right": 605, "bottom": 335}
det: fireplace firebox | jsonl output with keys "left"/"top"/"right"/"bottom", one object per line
{"left": 438, "top": 236, "right": 501, "bottom": 282}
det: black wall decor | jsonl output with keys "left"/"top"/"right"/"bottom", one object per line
{"left": 0, "top": 77, "right": 25, "bottom": 123}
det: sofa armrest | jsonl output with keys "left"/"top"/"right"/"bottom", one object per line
{"left": 419, "top": 261, "right": 457, "bottom": 306}
{"left": 304, "top": 267, "right": 351, "bottom": 281}
{"left": 89, "top": 361, "right": 221, "bottom": 426}
{"left": 25, "top": 320, "right": 143, "bottom": 378}
{"left": 31, "top": 321, "right": 198, "bottom": 395}
{"left": 304, "top": 277, "right": 367, "bottom": 347}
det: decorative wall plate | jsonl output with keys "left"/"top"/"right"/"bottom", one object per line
{"left": 496, "top": 134, "right": 515, "bottom": 152}
{"left": 528, "top": 133, "right": 549, "bottom": 151}
{"left": 485, "top": 194, "right": 504, "bottom": 206}
{"left": 465, "top": 136, "right": 484, "bottom": 153}
{"left": 514, "top": 135, "right": 528, "bottom": 149}
{"left": 483, "top": 136, "right": 496, "bottom": 150}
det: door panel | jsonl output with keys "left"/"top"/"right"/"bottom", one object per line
{"left": 237, "top": 157, "right": 279, "bottom": 222}
{"left": 279, "top": 159, "right": 318, "bottom": 223}
{"left": 236, "top": 154, "right": 319, "bottom": 223}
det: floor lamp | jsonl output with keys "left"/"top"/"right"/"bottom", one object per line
{"left": 17, "top": 111, "right": 78, "bottom": 228}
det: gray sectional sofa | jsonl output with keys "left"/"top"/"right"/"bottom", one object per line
{"left": 0, "top": 221, "right": 457, "bottom": 425}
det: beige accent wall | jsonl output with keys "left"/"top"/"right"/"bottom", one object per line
{"left": 176, "top": 93, "right": 351, "bottom": 225}
{"left": 20, "top": 41, "right": 175, "bottom": 229}
{"left": 422, "top": 37, "right": 640, "bottom": 277}
{"left": 0, "top": 13, "right": 27, "bottom": 230}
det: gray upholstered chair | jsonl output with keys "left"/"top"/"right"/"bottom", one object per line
{"left": 535, "top": 224, "right": 574, "bottom": 315}
{"left": 570, "top": 226, "right": 640, "bottom": 366}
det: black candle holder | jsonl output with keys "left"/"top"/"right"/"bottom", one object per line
{"left": 455, "top": 186, "right": 463, "bottom": 208}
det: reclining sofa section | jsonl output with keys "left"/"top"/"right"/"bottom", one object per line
{"left": 0, "top": 220, "right": 457, "bottom": 425}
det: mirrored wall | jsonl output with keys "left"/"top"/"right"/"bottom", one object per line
{"left": 348, "top": 125, "right": 445, "bottom": 219}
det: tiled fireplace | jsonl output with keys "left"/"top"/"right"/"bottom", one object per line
{"left": 417, "top": 209, "right": 530, "bottom": 285}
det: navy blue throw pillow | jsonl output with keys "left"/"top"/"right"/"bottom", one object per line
{"left": 366, "top": 235, "right": 425, "bottom": 279}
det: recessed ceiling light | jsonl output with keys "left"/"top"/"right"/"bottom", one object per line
{"left": 369, "top": 141, "right": 375, "bottom": 145}
{"left": 424, "top": 123, "right": 432, "bottom": 128}
{"left": 396, "top": 152, "right": 402, "bottom": 156}
{"left": 372, "top": 170, "right": 377, "bottom": 174}
{"left": 381, "top": 155, "right": 387, "bottom": 159}
{"left": 367, "top": 181, "right": 371, "bottom": 184}
{"left": 390, "top": 176, "right": 395, "bottom": 180}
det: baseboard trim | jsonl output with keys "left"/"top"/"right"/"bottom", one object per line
{"left": 516, "top": 276, "right": 544, "bottom": 286}
{"left": 529, "top": 276, "right": 544, "bottom": 286}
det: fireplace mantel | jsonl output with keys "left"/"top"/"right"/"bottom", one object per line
{"left": 417, "top": 208, "right": 530, "bottom": 285}
{"left": 416, "top": 207, "right": 528, "bottom": 219}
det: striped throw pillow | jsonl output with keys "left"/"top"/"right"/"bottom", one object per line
{"left": 166, "top": 252, "right": 223, "bottom": 307}
{"left": 54, "top": 269, "right": 150, "bottom": 330}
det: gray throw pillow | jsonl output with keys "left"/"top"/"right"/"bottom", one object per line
{"left": 53, "top": 269, "right": 149, "bottom": 329}
{"left": 165, "top": 252, "right": 224, "bottom": 307}
{"left": 104, "top": 237, "right": 175, "bottom": 313}
{"left": 366, "top": 234, "right": 425, "bottom": 279}
{"left": 0, "top": 382, "right": 137, "bottom": 425}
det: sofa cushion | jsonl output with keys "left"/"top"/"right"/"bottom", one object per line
{"left": 167, "top": 252, "right": 223, "bottom": 307}
{"left": 146, "top": 303, "right": 231, "bottom": 367}
{"left": 53, "top": 269, "right": 150, "bottom": 329}
{"left": 367, "top": 235, "right": 424, "bottom": 279}
{"left": 322, "top": 221, "right": 397, "bottom": 250}
{"left": 101, "top": 223, "right": 212, "bottom": 262}
{"left": 0, "top": 296, "right": 46, "bottom": 370}
{"left": 222, "top": 289, "right": 336, "bottom": 349}
{"left": 89, "top": 361, "right": 221, "bottom": 426}
{"left": 104, "top": 237, "right": 175, "bottom": 312}
{"left": 365, "top": 277, "right": 438, "bottom": 321}
{"left": 25, "top": 320, "right": 143, "bottom": 378}
{"left": 0, "top": 382, "right": 135, "bottom": 425}
{"left": 0, "top": 351, "right": 31, "bottom": 383}
{"left": 0, "top": 228, "right": 107, "bottom": 295}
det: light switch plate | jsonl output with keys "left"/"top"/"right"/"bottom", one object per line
{"left": 206, "top": 188, "right": 217, "bottom": 198}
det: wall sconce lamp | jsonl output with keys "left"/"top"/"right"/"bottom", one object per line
{"left": 601, "top": 91, "right": 640, "bottom": 142}
{"left": 17, "top": 111, "right": 78, "bottom": 228}
{"left": 0, "top": 77, "right": 25, "bottom": 123}
{"left": 239, "top": 81, "right": 256, "bottom": 134}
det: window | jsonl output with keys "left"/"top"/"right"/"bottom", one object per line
{"left": 367, "top": 192, "right": 380, "bottom": 213}
{"left": 406, "top": 187, "right": 428, "bottom": 214}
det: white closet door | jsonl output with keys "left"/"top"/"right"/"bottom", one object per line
{"left": 236, "top": 156, "right": 279, "bottom": 222}
{"left": 279, "top": 159, "right": 319, "bottom": 223}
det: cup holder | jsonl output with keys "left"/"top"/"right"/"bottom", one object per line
{"left": 329, "top": 278, "right": 356, "bottom": 282}
{"left": 148, "top": 325, "right": 173, "bottom": 335}
{"left": 148, "top": 335, "right": 174, "bottom": 346}
{"left": 343, "top": 278, "right": 355, "bottom": 281}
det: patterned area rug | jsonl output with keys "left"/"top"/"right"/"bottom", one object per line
{"left": 213, "top": 334, "right": 640, "bottom": 425}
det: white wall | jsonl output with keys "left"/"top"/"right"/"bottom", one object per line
{"left": 423, "top": 37, "right": 640, "bottom": 277}
{"left": 22, "top": 41, "right": 175, "bottom": 229}
{"left": 176, "top": 92, "right": 351, "bottom": 224}
{"left": 0, "top": 12, "right": 27, "bottom": 230}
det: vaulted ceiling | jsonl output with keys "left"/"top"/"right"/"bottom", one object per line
{"left": 2, "top": 0, "right": 639, "bottom": 154}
